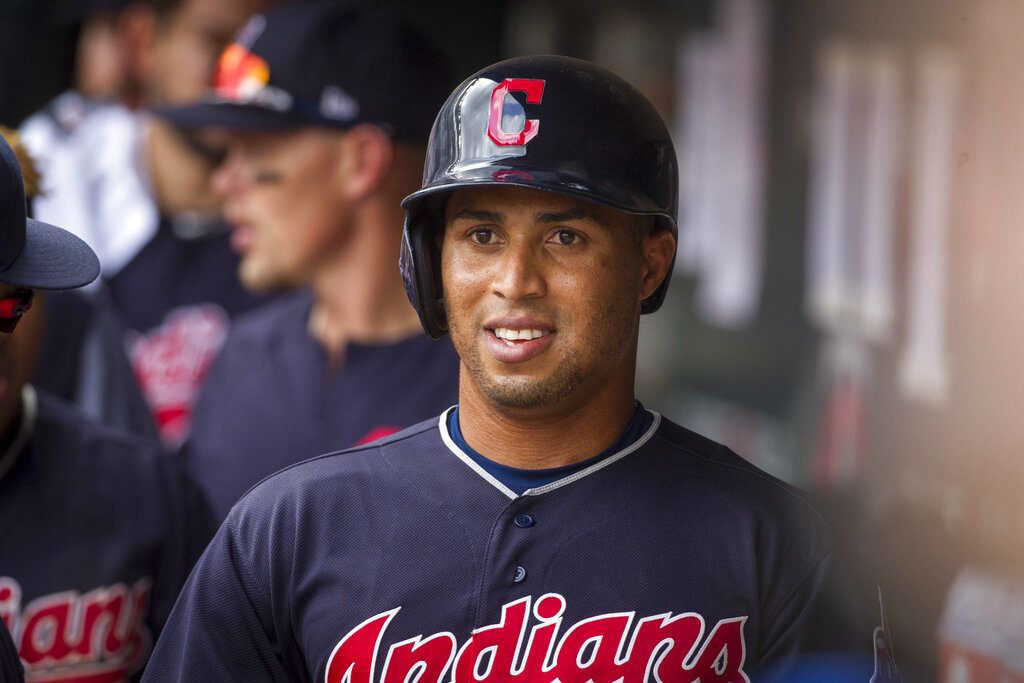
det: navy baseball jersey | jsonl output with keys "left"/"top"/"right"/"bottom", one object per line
{"left": 35, "top": 220, "right": 265, "bottom": 446}
{"left": 0, "top": 388, "right": 211, "bottom": 681}
{"left": 180, "top": 289, "right": 461, "bottom": 519}
{"left": 33, "top": 288, "right": 159, "bottom": 440}
{"left": 0, "top": 618, "right": 21, "bottom": 682}
{"left": 144, "top": 408, "right": 830, "bottom": 681}
{"left": 105, "top": 219, "right": 266, "bottom": 445}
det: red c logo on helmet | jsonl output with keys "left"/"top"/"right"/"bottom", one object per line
{"left": 487, "top": 78, "right": 546, "bottom": 146}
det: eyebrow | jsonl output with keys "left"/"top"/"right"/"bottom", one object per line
{"left": 450, "top": 208, "right": 504, "bottom": 223}
{"left": 536, "top": 208, "right": 593, "bottom": 224}
{"left": 537, "top": 208, "right": 612, "bottom": 231}
{"left": 449, "top": 206, "right": 609, "bottom": 228}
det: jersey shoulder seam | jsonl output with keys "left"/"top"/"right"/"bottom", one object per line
{"left": 650, "top": 429, "right": 826, "bottom": 522}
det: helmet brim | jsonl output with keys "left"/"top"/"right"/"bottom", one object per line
{"left": 402, "top": 166, "right": 676, "bottom": 231}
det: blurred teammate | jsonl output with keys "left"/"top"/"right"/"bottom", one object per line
{"left": 21, "top": 0, "right": 278, "bottom": 444}
{"left": 1, "top": 133, "right": 209, "bottom": 680}
{"left": 158, "top": 1, "right": 460, "bottom": 520}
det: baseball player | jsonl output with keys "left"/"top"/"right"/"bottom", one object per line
{"left": 156, "top": 1, "right": 460, "bottom": 520}
{"left": 1, "top": 135, "right": 210, "bottom": 681}
{"left": 142, "top": 56, "right": 830, "bottom": 681}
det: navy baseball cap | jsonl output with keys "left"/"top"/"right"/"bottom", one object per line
{"left": 0, "top": 138, "right": 100, "bottom": 290}
{"left": 154, "top": 1, "right": 449, "bottom": 141}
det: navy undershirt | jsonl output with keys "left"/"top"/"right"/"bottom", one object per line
{"left": 447, "top": 402, "right": 654, "bottom": 495}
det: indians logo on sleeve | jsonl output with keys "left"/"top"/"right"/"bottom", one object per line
{"left": 0, "top": 576, "right": 153, "bottom": 682}
{"left": 127, "top": 304, "right": 229, "bottom": 446}
{"left": 325, "top": 594, "right": 749, "bottom": 683}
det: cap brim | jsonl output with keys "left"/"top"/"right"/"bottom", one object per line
{"left": 151, "top": 101, "right": 308, "bottom": 132}
{"left": 1, "top": 218, "right": 100, "bottom": 290}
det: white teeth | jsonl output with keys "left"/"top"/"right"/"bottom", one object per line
{"left": 493, "top": 327, "right": 548, "bottom": 341}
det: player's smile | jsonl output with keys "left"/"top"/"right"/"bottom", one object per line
{"left": 483, "top": 317, "right": 556, "bottom": 364}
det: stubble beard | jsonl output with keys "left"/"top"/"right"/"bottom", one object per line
{"left": 239, "top": 254, "right": 295, "bottom": 294}
{"left": 451, "top": 297, "right": 639, "bottom": 412}
{"left": 464, "top": 343, "right": 587, "bottom": 410}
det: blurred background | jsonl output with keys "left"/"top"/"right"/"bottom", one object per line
{"left": 3, "top": 0, "right": 1022, "bottom": 680}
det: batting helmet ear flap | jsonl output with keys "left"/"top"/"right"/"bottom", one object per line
{"left": 400, "top": 209, "right": 447, "bottom": 339}
{"left": 639, "top": 215, "right": 678, "bottom": 314}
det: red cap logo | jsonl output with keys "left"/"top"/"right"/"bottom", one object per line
{"left": 487, "top": 78, "right": 546, "bottom": 146}
{"left": 214, "top": 44, "right": 271, "bottom": 102}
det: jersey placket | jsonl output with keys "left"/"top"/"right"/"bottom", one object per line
{"left": 474, "top": 497, "right": 544, "bottom": 622}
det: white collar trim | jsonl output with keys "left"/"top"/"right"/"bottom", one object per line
{"left": 437, "top": 406, "right": 662, "bottom": 500}
{"left": 0, "top": 385, "right": 37, "bottom": 482}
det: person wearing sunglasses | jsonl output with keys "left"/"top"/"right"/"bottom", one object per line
{"left": 0, "top": 131, "right": 98, "bottom": 683}
{"left": 1, "top": 134, "right": 210, "bottom": 682}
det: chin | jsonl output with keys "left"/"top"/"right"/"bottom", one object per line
{"left": 239, "top": 262, "right": 290, "bottom": 294}
{"left": 477, "top": 372, "right": 582, "bottom": 411}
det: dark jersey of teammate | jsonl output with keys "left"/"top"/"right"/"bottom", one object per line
{"left": 106, "top": 220, "right": 266, "bottom": 445}
{"left": 144, "top": 408, "right": 831, "bottom": 681}
{"left": 35, "top": 220, "right": 265, "bottom": 446}
{"left": 180, "top": 290, "right": 461, "bottom": 520}
{"left": 105, "top": 219, "right": 261, "bottom": 335}
{"left": 0, "top": 389, "right": 211, "bottom": 681}
{"left": 33, "top": 288, "right": 159, "bottom": 440}
{"left": 0, "top": 619, "right": 21, "bottom": 683}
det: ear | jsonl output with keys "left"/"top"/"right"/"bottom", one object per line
{"left": 335, "top": 124, "right": 395, "bottom": 201}
{"left": 638, "top": 229, "right": 677, "bottom": 302}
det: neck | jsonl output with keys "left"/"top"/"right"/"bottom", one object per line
{"left": 456, "top": 369, "right": 639, "bottom": 470}
{"left": 308, "top": 198, "right": 422, "bottom": 360}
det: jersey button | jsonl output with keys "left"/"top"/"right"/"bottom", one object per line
{"left": 513, "top": 566, "right": 527, "bottom": 583}
{"left": 514, "top": 513, "right": 536, "bottom": 528}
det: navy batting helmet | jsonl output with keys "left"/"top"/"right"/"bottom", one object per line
{"left": 400, "top": 55, "right": 679, "bottom": 339}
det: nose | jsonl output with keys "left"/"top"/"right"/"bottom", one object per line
{"left": 490, "top": 238, "right": 546, "bottom": 302}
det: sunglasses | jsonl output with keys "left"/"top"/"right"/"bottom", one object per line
{"left": 0, "top": 288, "right": 34, "bottom": 333}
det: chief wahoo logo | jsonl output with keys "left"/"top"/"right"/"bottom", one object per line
{"left": 214, "top": 43, "right": 271, "bottom": 103}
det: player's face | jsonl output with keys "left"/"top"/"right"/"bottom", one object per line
{"left": 442, "top": 186, "right": 666, "bottom": 412}
{"left": 0, "top": 285, "right": 43, "bottom": 438}
{"left": 211, "top": 129, "right": 351, "bottom": 293}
